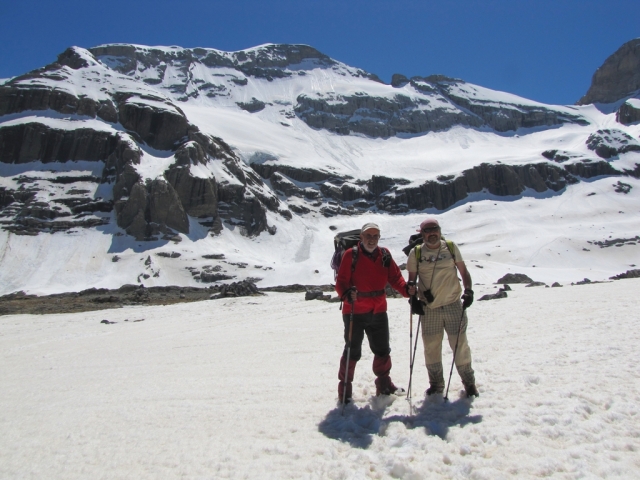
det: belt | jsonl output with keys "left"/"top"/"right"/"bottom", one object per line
{"left": 357, "top": 289, "right": 385, "bottom": 298}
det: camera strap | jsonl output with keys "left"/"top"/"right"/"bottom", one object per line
{"left": 416, "top": 242, "right": 443, "bottom": 291}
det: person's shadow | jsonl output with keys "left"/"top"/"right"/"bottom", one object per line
{"left": 318, "top": 393, "right": 482, "bottom": 449}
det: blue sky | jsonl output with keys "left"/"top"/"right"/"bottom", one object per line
{"left": 1, "top": 0, "right": 638, "bottom": 105}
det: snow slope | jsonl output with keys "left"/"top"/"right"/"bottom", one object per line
{"left": 2, "top": 279, "right": 639, "bottom": 479}
{"left": 1, "top": 173, "right": 638, "bottom": 295}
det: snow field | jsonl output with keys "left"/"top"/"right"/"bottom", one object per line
{"left": 1, "top": 278, "right": 639, "bottom": 479}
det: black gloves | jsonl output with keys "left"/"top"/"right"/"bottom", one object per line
{"left": 341, "top": 287, "right": 356, "bottom": 304}
{"left": 406, "top": 281, "right": 425, "bottom": 315}
{"left": 462, "top": 288, "right": 474, "bottom": 309}
{"left": 404, "top": 281, "right": 416, "bottom": 296}
{"left": 409, "top": 295, "right": 425, "bottom": 315}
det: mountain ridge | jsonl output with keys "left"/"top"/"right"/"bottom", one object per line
{"left": 0, "top": 41, "right": 639, "bottom": 295}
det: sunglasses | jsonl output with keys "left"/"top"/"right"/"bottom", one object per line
{"left": 421, "top": 227, "right": 440, "bottom": 233}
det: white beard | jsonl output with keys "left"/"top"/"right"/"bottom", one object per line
{"left": 362, "top": 243, "right": 377, "bottom": 253}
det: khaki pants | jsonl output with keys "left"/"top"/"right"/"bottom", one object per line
{"left": 421, "top": 300, "right": 475, "bottom": 387}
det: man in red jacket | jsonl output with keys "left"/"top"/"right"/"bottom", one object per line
{"left": 335, "top": 222, "right": 416, "bottom": 403}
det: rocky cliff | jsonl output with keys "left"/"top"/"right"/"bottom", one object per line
{"left": 578, "top": 38, "right": 640, "bottom": 105}
{"left": 294, "top": 75, "right": 588, "bottom": 138}
{"left": 252, "top": 156, "right": 635, "bottom": 217}
{"left": 0, "top": 47, "right": 282, "bottom": 239}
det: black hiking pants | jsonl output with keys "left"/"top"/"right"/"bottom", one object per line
{"left": 342, "top": 311, "right": 391, "bottom": 361}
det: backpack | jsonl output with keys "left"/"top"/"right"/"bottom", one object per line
{"left": 330, "top": 229, "right": 391, "bottom": 280}
{"left": 402, "top": 233, "right": 456, "bottom": 262}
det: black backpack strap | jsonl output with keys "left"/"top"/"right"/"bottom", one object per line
{"left": 380, "top": 247, "right": 391, "bottom": 268}
{"left": 350, "top": 244, "right": 359, "bottom": 273}
{"left": 338, "top": 246, "right": 359, "bottom": 311}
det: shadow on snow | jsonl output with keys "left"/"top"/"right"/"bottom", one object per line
{"left": 318, "top": 393, "right": 482, "bottom": 449}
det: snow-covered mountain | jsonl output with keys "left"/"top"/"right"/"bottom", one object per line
{"left": 0, "top": 40, "right": 639, "bottom": 295}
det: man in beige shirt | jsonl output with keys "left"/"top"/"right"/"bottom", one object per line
{"left": 407, "top": 218, "right": 479, "bottom": 398}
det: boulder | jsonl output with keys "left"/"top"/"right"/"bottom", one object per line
{"left": 305, "top": 289, "right": 325, "bottom": 300}
{"left": 479, "top": 290, "right": 508, "bottom": 301}
{"left": 496, "top": 273, "right": 534, "bottom": 284}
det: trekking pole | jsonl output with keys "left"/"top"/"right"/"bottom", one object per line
{"left": 341, "top": 301, "right": 355, "bottom": 415}
{"left": 406, "top": 316, "right": 421, "bottom": 413}
{"left": 444, "top": 305, "right": 467, "bottom": 402}
{"left": 408, "top": 307, "right": 413, "bottom": 400}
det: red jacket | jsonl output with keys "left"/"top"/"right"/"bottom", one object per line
{"left": 335, "top": 243, "right": 409, "bottom": 315}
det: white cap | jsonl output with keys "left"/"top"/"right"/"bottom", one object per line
{"left": 361, "top": 222, "right": 380, "bottom": 233}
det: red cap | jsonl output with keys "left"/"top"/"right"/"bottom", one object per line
{"left": 417, "top": 218, "right": 440, "bottom": 232}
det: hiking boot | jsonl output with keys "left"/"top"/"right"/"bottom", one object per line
{"left": 425, "top": 384, "right": 444, "bottom": 396}
{"left": 339, "top": 396, "right": 353, "bottom": 405}
{"left": 465, "top": 384, "right": 479, "bottom": 398}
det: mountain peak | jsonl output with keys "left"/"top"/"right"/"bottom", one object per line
{"left": 577, "top": 38, "right": 640, "bottom": 105}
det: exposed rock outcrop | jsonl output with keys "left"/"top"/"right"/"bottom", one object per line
{"left": 251, "top": 163, "right": 333, "bottom": 183}
{"left": 254, "top": 161, "right": 588, "bottom": 214}
{"left": 577, "top": 38, "right": 640, "bottom": 105}
{"left": 294, "top": 76, "right": 588, "bottom": 138}
{"left": 209, "top": 280, "right": 263, "bottom": 299}
{"left": 116, "top": 95, "right": 190, "bottom": 150}
{"left": 616, "top": 99, "right": 640, "bottom": 125}
{"left": 610, "top": 269, "right": 640, "bottom": 280}
{"left": 237, "top": 98, "right": 266, "bottom": 112}
{"left": 294, "top": 92, "right": 483, "bottom": 137}
{"left": 586, "top": 129, "right": 640, "bottom": 158}
{"left": 0, "top": 123, "right": 120, "bottom": 164}
{"left": 434, "top": 78, "right": 589, "bottom": 132}
{"left": 165, "top": 142, "right": 218, "bottom": 218}
{"left": 0, "top": 84, "right": 115, "bottom": 121}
